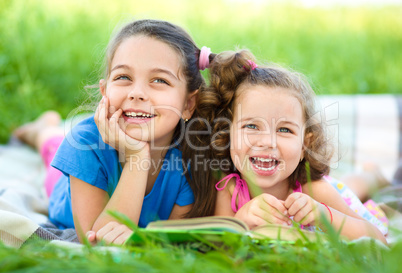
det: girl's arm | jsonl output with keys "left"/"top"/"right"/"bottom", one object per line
{"left": 70, "top": 152, "right": 149, "bottom": 243}
{"left": 72, "top": 97, "right": 151, "bottom": 244}
{"left": 85, "top": 204, "right": 193, "bottom": 245}
{"left": 70, "top": 177, "right": 109, "bottom": 242}
{"left": 303, "top": 179, "right": 387, "bottom": 244}
{"left": 169, "top": 204, "right": 193, "bottom": 219}
{"left": 214, "top": 183, "right": 289, "bottom": 228}
{"left": 214, "top": 188, "right": 236, "bottom": 217}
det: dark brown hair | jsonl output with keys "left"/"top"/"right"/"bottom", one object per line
{"left": 103, "top": 19, "right": 213, "bottom": 218}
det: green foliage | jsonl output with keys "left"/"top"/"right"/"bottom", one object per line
{"left": 1, "top": 234, "right": 401, "bottom": 272}
{"left": 1, "top": 205, "right": 401, "bottom": 271}
{"left": 0, "top": 0, "right": 401, "bottom": 145}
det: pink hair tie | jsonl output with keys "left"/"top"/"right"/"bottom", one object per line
{"left": 244, "top": 60, "right": 258, "bottom": 71}
{"left": 199, "top": 46, "right": 211, "bottom": 70}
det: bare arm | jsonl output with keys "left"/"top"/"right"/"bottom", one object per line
{"left": 70, "top": 176, "right": 109, "bottom": 242}
{"left": 303, "top": 179, "right": 387, "bottom": 244}
{"left": 214, "top": 188, "right": 236, "bottom": 217}
{"left": 70, "top": 155, "right": 149, "bottom": 243}
{"left": 72, "top": 97, "right": 151, "bottom": 244}
{"left": 169, "top": 204, "right": 193, "bottom": 219}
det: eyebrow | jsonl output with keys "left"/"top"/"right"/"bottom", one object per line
{"left": 110, "top": 65, "right": 178, "bottom": 81}
{"left": 278, "top": 120, "right": 300, "bottom": 129}
{"left": 110, "top": 64, "right": 130, "bottom": 73}
{"left": 237, "top": 117, "right": 253, "bottom": 125}
{"left": 150, "top": 68, "right": 179, "bottom": 81}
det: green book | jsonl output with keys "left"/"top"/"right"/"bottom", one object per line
{"left": 124, "top": 216, "right": 322, "bottom": 245}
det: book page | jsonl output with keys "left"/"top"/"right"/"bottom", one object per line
{"left": 146, "top": 216, "right": 249, "bottom": 233}
{"left": 250, "top": 224, "right": 321, "bottom": 242}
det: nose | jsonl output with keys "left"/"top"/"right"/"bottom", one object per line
{"left": 256, "top": 130, "right": 277, "bottom": 149}
{"left": 128, "top": 83, "right": 148, "bottom": 101}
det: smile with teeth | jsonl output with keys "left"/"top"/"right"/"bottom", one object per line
{"left": 250, "top": 157, "right": 278, "bottom": 171}
{"left": 124, "top": 111, "right": 156, "bottom": 119}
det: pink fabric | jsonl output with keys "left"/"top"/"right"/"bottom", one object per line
{"left": 247, "top": 60, "right": 258, "bottom": 70}
{"left": 39, "top": 136, "right": 64, "bottom": 197}
{"left": 215, "top": 173, "right": 250, "bottom": 212}
{"left": 215, "top": 173, "right": 302, "bottom": 213}
{"left": 199, "top": 46, "right": 211, "bottom": 70}
{"left": 293, "top": 181, "right": 302, "bottom": 193}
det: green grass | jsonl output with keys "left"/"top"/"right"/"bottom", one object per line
{"left": 1, "top": 0, "right": 402, "bottom": 270}
{"left": 0, "top": 0, "right": 402, "bottom": 143}
{"left": 1, "top": 233, "right": 401, "bottom": 272}
{"left": 1, "top": 210, "right": 401, "bottom": 272}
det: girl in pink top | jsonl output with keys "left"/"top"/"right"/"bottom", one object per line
{"left": 196, "top": 49, "right": 387, "bottom": 243}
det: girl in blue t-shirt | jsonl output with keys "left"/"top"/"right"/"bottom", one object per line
{"left": 13, "top": 19, "right": 213, "bottom": 245}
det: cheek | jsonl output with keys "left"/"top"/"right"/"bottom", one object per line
{"left": 229, "top": 130, "right": 248, "bottom": 169}
{"left": 158, "top": 96, "right": 186, "bottom": 116}
{"left": 229, "top": 127, "right": 242, "bottom": 151}
{"left": 284, "top": 140, "right": 303, "bottom": 159}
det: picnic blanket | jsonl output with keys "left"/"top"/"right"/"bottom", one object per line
{"left": 318, "top": 94, "right": 402, "bottom": 182}
{"left": 1, "top": 95, "right": 402, "bottom": 248}
{"left": 0, "top": 139, "right": 79, "bottom": 248}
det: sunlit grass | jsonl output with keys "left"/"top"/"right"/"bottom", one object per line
{"left": 1, "top": 231, "right": 401, "bottom": 272}
{"left": 1, "top": 1, "right": 401, "bottom": 270}
{"left": 1, "top": 207, "right": 401, "bottom": 272}
{"left": 0, "top": 0, "right": 401, "bottom": 144}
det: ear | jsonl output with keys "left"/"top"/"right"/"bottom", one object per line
{"left": 182, "top": 89, "right": 199, "bottom": 120}
{"left": 99, "top": 79, "right": 106, "bottom": 97}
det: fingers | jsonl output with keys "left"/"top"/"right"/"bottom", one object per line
{"left": 86, "top": 230, "right": 96, "bottom": 245}
{"left": 95, "top": 96, "right": 110, "bottom": 143}
{"left": 109, "top": 108, "right": 123, "bottom": 140}
{"left": 285, "top": 193, "right": 308, "bottom": 216}
{"left": 260, "top": 194, "right": 291, "bottom": 223}
{"left": 242, "top": 194, "right": 291, "bottom": 226}
{"left": 94, "top": 222, "right": 133, "bottom": 245}
{"left": 285, "top": 193, "right": 316, "bottom": 225}
{"left": 95, "top": 96, "right": 125, "bottom": 150}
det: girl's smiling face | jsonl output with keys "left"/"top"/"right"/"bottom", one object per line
{"left": 100, "top": 35, "right": 195, "bottom": 148}
{"left": 230, "top": 84, "right": 305, "bottom": 197}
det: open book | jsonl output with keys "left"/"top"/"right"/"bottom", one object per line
{"left": 125, "top": 216, "right": 323, "bottom": 245}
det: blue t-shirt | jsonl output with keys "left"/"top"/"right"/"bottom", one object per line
{"left": 49, "top": 116, "right": 194, "bottom": 229}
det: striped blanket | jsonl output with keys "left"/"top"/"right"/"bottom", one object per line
{"left": 318, "top": 94, "right": 402, "bottom": 182}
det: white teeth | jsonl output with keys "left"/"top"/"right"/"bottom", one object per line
{"left": 125, "top": 112, "right": 154, "bottom": 118}
{"left": 254, "top": 165, "right": 276, "bottom": 171}
{"left": 251, "top": 157, "right": 276, "bottom": 171}
{"left": 253, "top": 157, "right": 273, "bottom": 163}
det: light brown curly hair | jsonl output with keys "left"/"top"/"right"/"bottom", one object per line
{"left": 190, "top": 49, "right": 333, "bottom": 213}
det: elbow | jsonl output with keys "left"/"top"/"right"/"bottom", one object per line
{"left": 348, "top": 222, "right": 388, "bottom": 246}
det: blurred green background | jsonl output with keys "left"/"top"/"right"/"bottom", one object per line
{"left": 0, "top": 0, "right": 401, "bottom": 143}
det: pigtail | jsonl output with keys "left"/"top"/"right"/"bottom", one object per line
{"left": 183, "top": 49, "right": 259, "bottom": 217}
{"left": 208, "top": 50, "right": 257, "bottom": 162}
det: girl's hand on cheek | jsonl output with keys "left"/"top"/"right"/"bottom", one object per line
{"left": 235, "top": 193, "right": 291, "bottom": 229}
{"left": 94, "top": 97, "right": 149, "bottom": 159}
{"left": 284, "top": 193, "right": 319, "bottom": 226}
